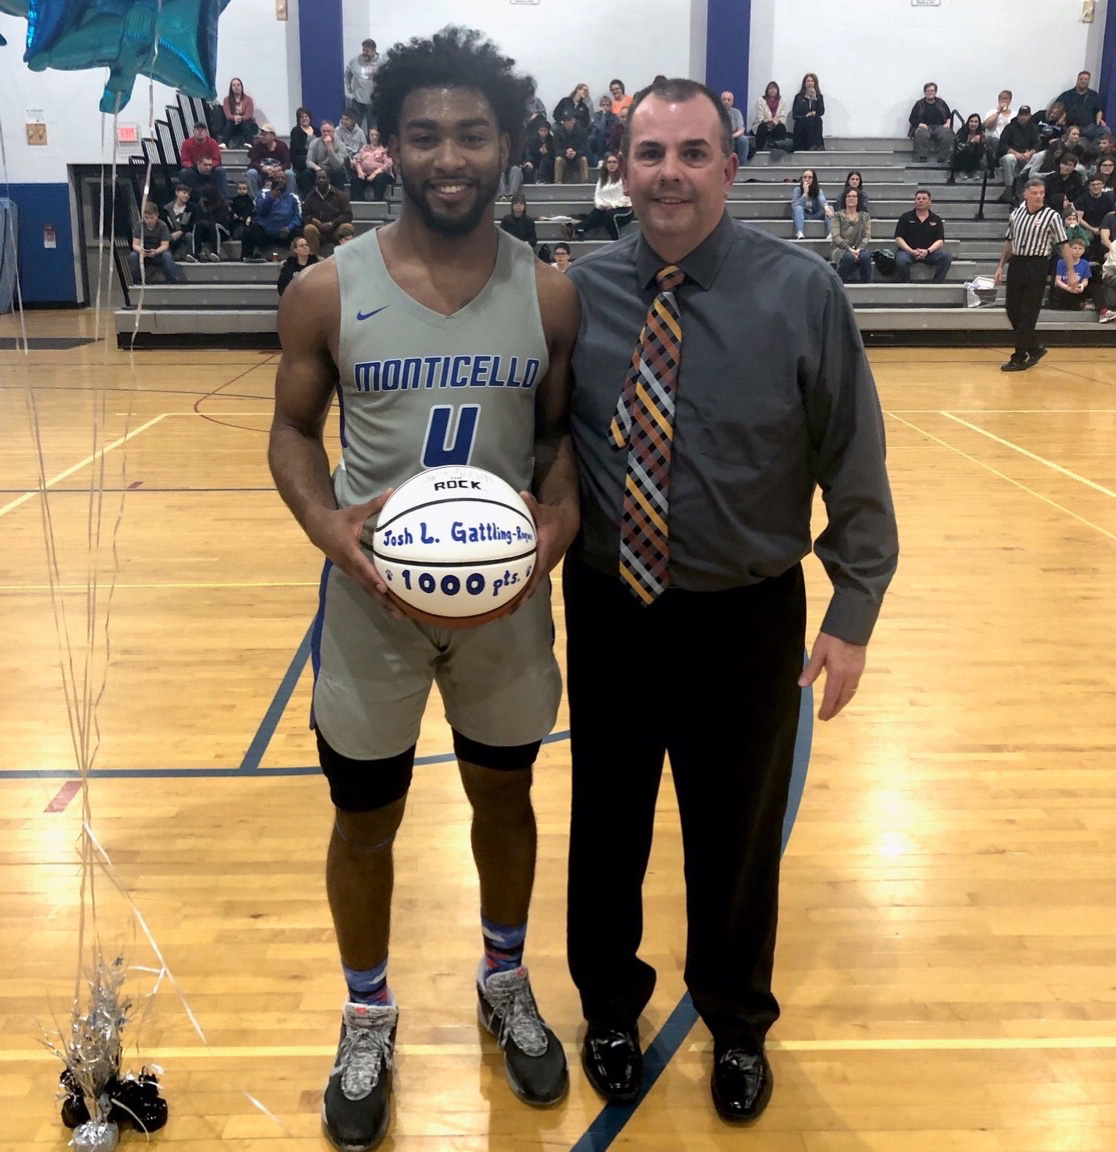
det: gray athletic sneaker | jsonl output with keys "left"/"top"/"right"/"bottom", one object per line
{"left": 322, "top": 1001, "right": 397, "bottom": 1151}
{"left": 477, "top": 965, "right": 568, "bottom": 1106}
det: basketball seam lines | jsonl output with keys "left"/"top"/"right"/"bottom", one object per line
{"left": 375, "top": 496, "right": 535, "bottom": 534}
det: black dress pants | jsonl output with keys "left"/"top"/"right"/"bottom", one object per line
{"left": 1005, "top": 255, "right": 1051, "bottom": 357}
{"left": 564, "top": 556, "right": 806, "bottom": 1052}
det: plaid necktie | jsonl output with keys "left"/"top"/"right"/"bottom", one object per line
{"left": 609, "top": 264, "right": 685, "bottom": 604}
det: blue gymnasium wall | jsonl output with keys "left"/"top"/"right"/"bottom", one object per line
{"left": 6, "top": 184, "right": 77, "bottom": 305}
{"left": 705, "top": 0, "right": 750, "bottom": 117}
{"left": 299, "top": 0, "right": 344, "bottom": 127}
{"left": 1102, "top": 3, "right": 1116, "bottom": 130}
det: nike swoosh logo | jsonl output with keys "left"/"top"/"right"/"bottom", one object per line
{"left": 357, "top": 306, "right": 389, "bottom": 321}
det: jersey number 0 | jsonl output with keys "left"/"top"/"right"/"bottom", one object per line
{"left": 421, "top": 404, "right": 480, "bottom": 468}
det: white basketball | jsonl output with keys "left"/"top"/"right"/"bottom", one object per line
{"left": 368, "top": 466, "right": 537, "bottom": 620}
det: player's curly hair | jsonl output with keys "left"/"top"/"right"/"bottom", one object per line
{"left": 371, "top": 27, "right": 535, "bottom": 155}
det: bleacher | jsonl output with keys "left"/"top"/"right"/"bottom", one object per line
{"left": 112, "top": 98, "right": 1110, "bottom": 347}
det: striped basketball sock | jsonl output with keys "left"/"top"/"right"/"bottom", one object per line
{"left": 481, "top": 918, "right": 527, "bottom": 981}
{"left": 343, "top": 955, "right": 390, "bottom": 1005}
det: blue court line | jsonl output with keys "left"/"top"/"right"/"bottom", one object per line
{"left": 569, "top": 680, "right": 813, "bottom": 1152}
{"left": 238, "top": 624, "right": 314, "bottom": 773}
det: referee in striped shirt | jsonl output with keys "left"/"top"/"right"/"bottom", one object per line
{"left": 994, "top": 176, "right": 1078, "bottom": 371}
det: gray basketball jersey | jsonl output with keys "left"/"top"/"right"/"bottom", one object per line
{"left": 331, "top": 227, "right": 549, "bottom": 508}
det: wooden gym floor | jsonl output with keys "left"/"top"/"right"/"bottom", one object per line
{"left": 1, "top": 309, "right": 1114, "bottom": 1151}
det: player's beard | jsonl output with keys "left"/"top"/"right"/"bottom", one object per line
{"left": 399, "top": 163, "right": 501, "bottom": 237}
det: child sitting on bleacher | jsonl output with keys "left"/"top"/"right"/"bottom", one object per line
{"left": 229, "top": 181, "right": 255, "bottom": 242}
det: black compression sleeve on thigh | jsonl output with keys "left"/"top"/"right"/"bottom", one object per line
{"left": 316, "top": 728, "right": 415, "bottom": 811}
{"left": 452, "top": 730, "right": 541, "bottom": 772}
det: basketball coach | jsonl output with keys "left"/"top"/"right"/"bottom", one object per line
{"left": 562, "top": 77, "right": 899, "bottom": 1123}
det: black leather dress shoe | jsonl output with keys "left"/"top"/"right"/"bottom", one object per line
{"left": 581, "top": 1023, "right": 643, "bottom": 1103}
{"left": 711, "top": 1046, "right": 773, "bottom": 1123}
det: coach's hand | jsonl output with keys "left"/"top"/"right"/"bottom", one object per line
{"left": 519, "top": 491, "right": 579, "bottom": 604}
{"left": 798, "top": 631, "right": 867, "bottom": 721}
{"left": 307, "top": 491, "right": 406, "bottom": 619}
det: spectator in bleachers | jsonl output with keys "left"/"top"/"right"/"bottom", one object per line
{"left": 161, "top": 182, "right": 197, "bottom": 261}
{"left": 894, "top": 189, "right": 953, "bottom": 281}
{"left": 590, "top": 96, "right": 619, "bottom": 167}
{"left": 345, "top": 39, "right": 381, "bottom": 133}
{"left": 351, "top": 129, "right": 394, "bottom": 201}
{"left": 1037, "top": 101, "right": 1067, "bottom": 148}
{"left": 790, "top": 168, "right": 833, "bottom": 240}
{"left": 290, "top": 108, "right": 317, "bottom": 196}
{"left": 335, "top": 222, "right": 356, "bottom": 245}
{"left": 552, "top": 241, "right": 572, "bottom": 272}
{"left": 1059, "top": 125, "right": 1089, "bottom": 169}
{"left": 720, "top": 91, "right": 750, "bottom": 165}
{"left": 180, "top": 120, "right": 228, "bottom": 197}
{"left": 607, "top": 106, "right": 627, "bottom": 155}
{"left": 1075, "top": 175, "right": 1115, "bottom": 260}
{"left": 1062, "top": 203, "right": 1089, "bottom": 248}
{"left": 229, "top": 180, "right": 254, "bottom": 243}
{"left": 497, "top": 157, "right": 523, "bottom": 200}
{"left": 830, "top": 186, "right": 872, "bottom": 283}
{"left": 193, "top": 184, "right": 230, "bottom": 262}
{"left": 554, "top": 113, "right": 590, "bottom": 183}
{"left": 909, "top": 83, "right": 953, "bottom": 164}
{"left": 336, "top": 110, "right": 367, "bottom": 167}
{"left": 1089, "top": 132, "right": 1114, "bottom": 170}
{"left": 752, "top": 82, "right": 789, "bottom": 153}
{"left": 1044, "top": 152, "right": 1086, "bottom": 212}
{"left": 983, "top": 90, "right": 1013, "bottom": 148}
{"left": 837, "top": 170, "right": 871, "bottom": 212}
{"left": 500, "top": 192, "right": 538, "bottom": 250}
{"left": 307, "top": 121, "right": 349, "bottom": 190}
{"left": 246, "top": 125, "right": 294, "bottom": 198}
{"left": 997, "top": 105, "right": 1040, "bottom": 202}
{"left": 572, "top": 153, "right": 633, "bottom": 240}
{"left": 242, "top": 171, "right": 301, "bottom": 262}
{"left": 1096, "top": 156, "right": 1116, "bottom": 193}
{"left": 1101, "top": 241, "right": 1116, "bottom": 321}
{"left": 791, "top": 73, "right": 825, "bottom": 152}
{"left": 1054, "top": 72, "right": 1108, "bottom": 141}
{"left": 179, "top": 154, "right": 227, "bottom": 204}
{"left": 1048, "top": 237, "right": 1104, "bottom": 313}
{"left": 951, "top": 114, "right": 987, "bottom": 180}
{"left": 302, "top": 170, "right": 353, "bottom": 256}
{"left": 554, "top": 84, "right": 592, "bottom": 132}
{"left": 221, "top": 78, "right": 258, "bottom": 149}
{"left": 523, "top": 119, "right": 555, "bottom": 184}
{"left": 277, "top": 236, "right": 319, "bottom": 297}
{"left": 129, "top": 202, "right": 179, "bottom": 284}
{"left": 525, "top": 84, "right": 547, "bottom": 127}
{"left": 609, "top": 80, "right": 632, "bottom": 117}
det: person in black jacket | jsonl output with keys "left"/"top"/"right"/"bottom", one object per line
{"left": 499, "top": 192, "right": 537, "bottom": 250}
{"left": 522, "top": 119, "right": 554, "bottom": 184}
{"left": 909, "top": 82, "right": 953, "bottom": 163}
{"left": 277, "top": 235, "right": 319, "bottom": 296}
{"left": 553, "top": 114, "right": 589, "bottom": 183}
{"left": 1045, "top": 152, "right": 1087, "bottom": 212}
{"left": 998, "top": 106, "right": 1041, "bottom": 201}
{"left": 290, "top": 107, "right": 317, "bottom": 196}
{"left": 791, "top": 73, "right": 825, "bottom": 151}
{"left": 951, "top": 114, "right": 986, "bottom": 179}
{"left": 552, "top": 84, "right": 592, "bottom": 132}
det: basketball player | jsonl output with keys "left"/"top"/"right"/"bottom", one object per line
{"left": 268, "top": 28, "right": 580, "bottom": 1151}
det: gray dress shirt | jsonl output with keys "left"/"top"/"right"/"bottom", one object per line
{"left": 566, "top": 212, "right": 898, "bottom": 645}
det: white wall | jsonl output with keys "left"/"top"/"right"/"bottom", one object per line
{"left": 342, "top": 0, "right": 696, "bottom": 119}
{"left": 0, "top": 0, "right": 296, "bottom": 184}
{"left": 749, "top": 0, "right": 1105, "bottom": 138}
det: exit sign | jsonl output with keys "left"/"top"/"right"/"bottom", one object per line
{"left": 117, "top": 123, "right": 140, "bottom": 144}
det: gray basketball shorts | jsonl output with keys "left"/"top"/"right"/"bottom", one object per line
{"left": 310, "top": 560, "right": 562, "bottom": 760}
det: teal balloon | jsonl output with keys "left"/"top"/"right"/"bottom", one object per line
{"left": 3, "top": 0, "right": 231, "bottom": 113}
{"left": 0, "top": 0, "right": 29, "bottom": 44}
